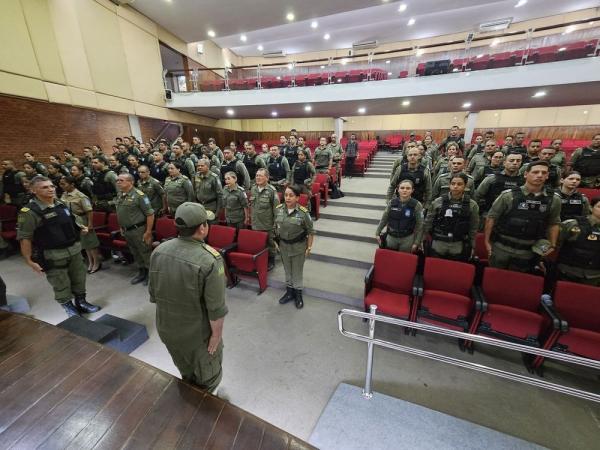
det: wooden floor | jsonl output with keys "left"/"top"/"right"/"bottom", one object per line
{"left": 0, "top": 311, "right": 314, "bottom": 449}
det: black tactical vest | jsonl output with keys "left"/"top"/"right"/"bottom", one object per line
{"left": 29, "top": 201, "right": 79, "bottom": 250}
{"left": 268, "top": 156, "right": 286, "bottom": 181}
{"left": 243, "top": 154, "right": 260, "bottom": 180}
{"left": 293, "top": 162, "right": 309, "bottom": 185}
{"left": 496, "top": 188, "right": 552, "bottom": 240}
{"left": 572, "top": 147, "right": 600, "bottom": 177}
{"left": 1, "top": 170, "right": 24, "bottom": 198}
{"left": 91, "top": 169, "right": 116, "bottom": 200}
{"left": 484, "top": 173, "right": 523, "bottom": 212}
{"left": 220, "top": 159, "right": 245, "bottom": 187}
{"left": 388, "top": 197, "right": 418, "bottom": 237}
{"left": 558, "top": 217, "right": 600, "bottom": 270}
{"left": 149, "top": 162, "right": 167, "bottom": 184}
{"left": 557, "top": 190, "right": 586, "bottom": 221}
{"left": 284, "top": 146, "right": 299, "bottom": 168}
{"left": 396, "top": 163, "right": 426, "bottom": 202}
{"left": 432, "top": 196, "right": 471, "bottom": 242}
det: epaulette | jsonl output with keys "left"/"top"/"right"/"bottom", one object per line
{"left": 267, "top": 184, "right": 276, "bottom": 191}
{"left": 276, "top": 203, "right": 283, "bottom": 209}
{"left": 238, "top": 185, "right": 245, "bottom": 191}
{"left": 135, "top": 189, "right": 145, "bottom": 196}
{"left": 20, "top": 207, "right": 30, "bottom": 213}
{"left": 299, "top": 205, "right": 308, "bottom": 213}
{"left": 203, "top": 243, "right": 221, "bottom": 258}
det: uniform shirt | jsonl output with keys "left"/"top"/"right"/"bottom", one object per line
{"left": 313, "top": 146, "right": 333, "bottom": 168}
{"left": 558, "top": 214, "right": 600, "bottom": 280}
{"left": 467, "top": 153, "right": 491, "bottom": 175}
{"left": 387, "top": 164, "right": 433, "bottom": 208}
{"left": 327, "top": 142, "right": 344, "bottom": 164}
{"left": 432, "top": 172, "right": 475, "bottom": 200}
{"left": 61, "top": 189, "right": 93, "bottom": 222}
{"left": 137, "top": 177, "right": 165, "bottom": 213}
{"left": 164, "top": 175, "right": 194, "bottom": 210}
{"left": 550, "top": 151, "right": 566, "bottom": 169}
{"left": 193, "top": 172, "right": 223, "bottom": 212}
{"left": 115, "top": 188, "right": 154, "bottom": 229}
{"left": 222, "top": 185, "right": 248, "bottom": 223}
{"left": 570, "top": 146, "right": 600, "bottom": 187}
{"left": 376, "top": 198, "right": 425, "bottom": 245}
{"left": 275, "top": 204, "right": 315, "bottom": 256}
{"left": 424, "top": 194, "right": 479, "bottom": 248}
{"left": 250, "top": 184, "right": 279, "bottom": 230}
{"left": 288, "top": 161, "right": 316, "bottom": 187}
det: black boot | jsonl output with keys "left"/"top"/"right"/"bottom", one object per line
{"left": 279, "top": 286, "right": 295, "bottom": 304}
{"left": 294, "top": 289, "right": 304, "bottom": 309}
{"left": 130, "top": 268, "right": 146, "bottom": 285}
{"left": 74, "top": 294, "right": 101, "bottom": 314}
{"left": 62, "top": 300, "right": 81, "bottom": 317}
{"left": 142, "top": 268, "right": 149, "bottom": 286}
{"left": 267, "top": 256, "right": 275, "bottom": 272}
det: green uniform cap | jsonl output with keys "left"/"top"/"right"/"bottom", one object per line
{"left": 175, "top": 202, "right": 215, "bottom": 227}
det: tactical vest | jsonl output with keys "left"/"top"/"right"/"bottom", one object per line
{"left": 396, "top": 163, "right": 426, "bottom": 202}
{"left": 572, "top": 147, "right": 600, "bottom": 177}
{"left": 173, "top": 156, "right": 192, "bottom": 179}
{"left": 1, "top": 170, "right": 24, "bottom": 198}
{"left": 243, "top": 154, "right": 260, "bottom": 180}
{"left": 482, "top": 165, "right": 501, "bottom": 179}
{"left": 150, "top": 163, "right": 167, "bottom": 184}
{"left": 558, "top": 217, "right": 600, "bottom": 270}
{"left": 268, "top": 156, "right": 286, "bottom": 181}
{"left": 432, "top": 196, "right": 471, "bottom": 242}
{"left": 496, "top": 188, "right": 551, "bottom": 240}
{"left": 558, "top": 190, "right": 586, "bottom": 221}
{"left": 29, "top": 201, "right": 79, "bottom": 250}
{"left": 547, "top": 164, "right": 560, "bottom": 187}
{"left": 484, "top": 173, "right": 523, "bottom": 211}
{"left": 284, "top": 146, "right": 299, "bottom": 168}
{"left": 220, "top": 159, "right": 245, "bottom": 187}
{"left": 387, "top": 198, "right": 418, "bottom": 238}
{"left": 91, "top": 169, "right": 116, "bottom": 200}
{"left": 293, "top": 162, "right": 309, "bottom": 185}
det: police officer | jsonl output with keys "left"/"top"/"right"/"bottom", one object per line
{"left": 472, "top": 150, "right": 504, "bottom": 188}
{"left": 149, "top": 151, "right": 169, "bottom": 184}
{"left": 125, "top": 155, "right": 142, "bottom": 182}
{"left": 23, "top": 152, "right": 48, "bottom": 176}
{"left": 484, "top": 161, "right": 561, "bottom": 273}
{"left": 519, "top": 146, "right": 561, "bottom": 188}
{"left": 266, "top": 145, "right": 290, "bottom": 192}
{"left": 467, "top": 140, "right": 498, "bottom": 177}
{"left": 137, "top": 165, "right": 165, "bottom": 215}
{"left": 90, "top": 156, "right": 118, "bottom": 212}
{"left": 387, "top": 147, "right": 432, "bottom": 208}
{"left": 439, "top": 125, "right": 465, "bottom": 153}
{"left": 424, "top": 173, "right": 479, "bottom": 261}
{"left": 17, "top": 176, "right": 100, "bottom": 316}
{"left": 556, "top": 197, "right": 600, "bottom": 286}
{"left": 250, "top": 168, "right": 280, "bottom": 270}
{"left": 193, "top": 159, "right": 223, "bottom": 217}
{"left": 549, "top": 139, "right": 567, "bottom": 169}
{"left": 220, "top": 148, "right": 250, "bottom": 191}
{"left": 432, "top": 156, "right": 474, "bottom": 200}
{"left": 570, "top": 134, "right": 600, "bottom": 188}
{"left": 1, "top": 159, "right": 27, "bottom": 207}
{"left": 115, "top": 173, "right": 155, "bottom": 285}
{"left": 221, "top": 171, "right": 249, "bottom": 230}
{"left": 522, "top": 139, "right": 542, "bottom": 165}
{"left": 510, "top": 132, "right": 528, "bottom": 156}
{"left": 557, "top": 171, "right": 590, "bottom": 221}
{"left": 327, "top": 133, "right": 344, "bottom": 180}
{"left": 281, "top": 135, "right": 300, "bottom": 169}
{"left": 207, "top": 138, "right": 224, "bottom": 164}
{"left": 275, "top": 186, "right": 315, "bottom": 309}
{"left": 241, "top": 142, "right": 266, "bottom": 183}
{"left": 288, "top": 149, "right": 316, "bottom": 209}
{"left": 376, "top": 180, "right": 424, "bottom": 253}
{"left": 432, "top": 142, "right": 459, "bottom": 181}
{"left": 70, "top": 164, "right": 94, "bottom": 198}
{"left": 345, "top": 134, "right": 359, "bottom": 178}
{"left": 313, "top": 137, "right": 333, "bottom": 174}
{"left": 190, "top": 136, "right": 203, "bottom": 158}
{"left": 298, "top": 136, "right": 312, "bottom": 161}
{"left": 164, "top": 162, "right": 194, "bottom": 215}
{"left": 259, "top": 143, "right": 271, "bottom": 162}
{"left": 149, "top": 202, "right": 227, "bottom": 393}
{"left": 170, "top": 144, "right": 196, "bottom": 179}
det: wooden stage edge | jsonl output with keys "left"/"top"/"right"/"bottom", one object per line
{"left": 0, "top": 310, "right": 314, "bottom": 450}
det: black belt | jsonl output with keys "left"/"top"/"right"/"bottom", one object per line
{"left": 123, "top": 221, "right": 146, "bottom": 232}
{"left": 387, "top": 230, "right": 413, "bottom": 238}
{"left": 280, "top": 232, "right": 307, "bottom": 244}
{"left": 433, "top": 233, "right": 465, "bottom": 243}
{"left": 493, "top": 234, "right": 533, "bottom": 250}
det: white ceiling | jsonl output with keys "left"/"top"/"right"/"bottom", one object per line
{"left": 132, "top": 0, "right": 600, "bottom": 56}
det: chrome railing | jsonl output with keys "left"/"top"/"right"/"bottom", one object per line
{"left": 338, "top": 305, "right": 600, "bottom": 402}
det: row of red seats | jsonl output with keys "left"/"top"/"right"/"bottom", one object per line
{"left": 365, "top": 249, "right": 600, "bottom": 372}
{"left": 0, "top": 205, "right": 18, "bottom": 244}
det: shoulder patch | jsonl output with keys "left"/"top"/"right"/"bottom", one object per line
{"left": 204, "top": 243, "right": 221, "bottom": 258}
{"left": 135, "top": 189, "right": 145, "bottom": 196}
{"left": 238, "top": 186, "right": 245, "bottom": 191}
{"left": 20, "top": 207, "right": 30, "bottom": 212}
{"left": 276, "top": 203, "right": 284, "bottom": 209}
{"left": 299, "top": 205, "right": 308, "bottom": 213}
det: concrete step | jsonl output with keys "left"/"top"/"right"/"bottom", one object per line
{"left": 321, "top": 205, "right": 384, "bottom": 218}
{"left": 310, "top": 235, "right": 376, "bottom": 265}
{"left": 366, "top": 169, "right": 391, "bottom": 174}
{"left": 341, "top": 192, "right": 387, "bottom": 199}
{"left": 319, "top": 213, "right": 379, "bottom": 225}
{"left": 363, "top": 174, "right": 389, "bottom": 179}
{"left": 370, "top": 163, "right": 394, "bottom": 168}
{"left": 338, "top": 178, "right": 389, "bottom": 194}
{"left": 325, "top": 200, "right": 386, "bottom": 210}
{"left": 315, "top": 218, "right": 378, "bottom": 240}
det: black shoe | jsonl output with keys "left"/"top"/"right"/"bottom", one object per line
{"left": 130, "top": 269, "right": 146, "bottom": 285}
{"left": 142, "top": 272, "right": 149, "bottom": 286}
{"left": 74, "top": 295, "right": 101, "bottom": 313}
{"left": 62, "top": 301, "right": 81, "bottom": 317}
{"left": 294, "top": 289, "right": 304, "bottom": 309}
{"left": 279, "top": 286, "right": 295, "bottom": 304}
{"left": 267, "top": 257, "right": 275, "bottom": 272}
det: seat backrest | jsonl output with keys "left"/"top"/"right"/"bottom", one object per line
{"left": 207, "top": 224, "right": 236, "bottom": 249}
{"left": 311, "top": 182, "right": 321, "bottom": 195}
{"left": 372, "top": 248, "right": 417, "bottom": 295}
{"left": 92, "top": 211, "right": 107, "bottom": 228}
{"left": 107, "top": 213, "right": 120, "bottom": 231}
{"left": 554, "top": 281, "right": 600, "bottom": 331}
{"left": 315, "top": 174, "right": 328, "bottom": 185}
{"left": 0, "top": 204, "right": 18, "bottom": 221}
{"left": 236, "top": 229, "right": 267, "bottom": 254}
{"left": 474, "top": 233, "right": 488, "bottom": 262}
{"left": 423, "top": 257, "right": 475, "bottom": 297}
{"left": 299, "top": 194, "right": 309, "bottom": 207}
{"left": 155, "top": 217, "right": 177, "bottom": 241}
{"left": 482, "top": 267, "right": 543, "bottom": 311}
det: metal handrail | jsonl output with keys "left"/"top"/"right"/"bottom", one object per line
{"left": 338, "top": 306, "right": 600, "bottom": 402}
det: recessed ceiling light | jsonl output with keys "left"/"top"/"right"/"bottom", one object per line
{"left": 320, "top": 65, "right": 325, "bottom": 69}
{"left": 358, "top": 107, "right": 366, "bottom": 114}
{"left": 385, "top": 60, "right": 391, "bottom": 64}
{"left": 387, "top": 72, "right": 392, "bottom": 76}
{"left": 304, "top": 105, "right": 312, "bottom": 112}
{"left": 323, "top": 33, "right": 330, "bottom": 40}
{"left": 416, "top": 49, "right": 424, "bottom": 56}
{"left": 494, "top": 113, "right": 499, "bottom": 117}
{"left": 271, "top": 111, "right": 278, "bottom": 117}
{"left": 514, "top": 0, "right": 527, "bottom": 7}
{"left": 286, "top": 13, "right": 295, "bottom": 21}
{"left": 207, "top": 30, "right": 216, "bottom": 38}
{"left": 558, "top": 47, "right": 566, "bottom": 52}
{"left": 407, "top": 18, "right": 415, "bottom": 26}
{"left": 532, "top": 91, "right": 546, "bottom": 98}
{"left": 311, "top": 21, "right": 319, "bottom": 29}
{"left": 240, "top": 34, "right": 247, "bottom": 42}
{"left": 402, "top": 100, "right": 410, "bottom": 106}
{"left": 453, "top": 116, "right": 458, "bottom": 120}
{"left": 476, "top": 54, "right": 483, "bottom": 58}
{"left": 398, "top": 3, "right": 407, "bottom": 12}
{"left": 563, "top": 25, "right": 576, "bottom": 34}
{"left": 257, "top": 44, "right": 264, "bottom": 51}
{"left": 226, "top": 109, "right": 235, "bottom": 116}
{"left": 462, "top": 102, "right": 472, "bottom": 108}
{"left": 583, "top": 110, "right": 589, "bottom": 114}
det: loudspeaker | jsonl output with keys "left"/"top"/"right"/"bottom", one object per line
{"left": 165, "top": 89, "right": 172, "bottom": 100}
{"left": 424, "top": 59, "right": 451, "bottom": 76}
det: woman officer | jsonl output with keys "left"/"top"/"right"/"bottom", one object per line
{"left": 376, "top": 180, "right": 424, "bottom": 253}
{"left": 275, "top": 185, "right": 315, "bottom": 309}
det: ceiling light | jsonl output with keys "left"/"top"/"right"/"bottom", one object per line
{"left": 341, "top": 58, "right": 349, "bottom": 65}
{"left": 276, "top": 76, "right": 281, "bottom": 80}
{"left": 286, "top": 13, "right": 295, "bottom": 21}
{"left": 583, "top": 110, "right": 589, "bottom": 114}
{"left": 490, "top": 38, "right": 500, "bottom": 47}
{"left": 358, "top": 107, "right": 366, "bottom": 114}
{"left": 385, "top": 60, "right": 391, "bottom": 64}
{"left": 514, "top": 0, "right": 527, "bottom": 7}
{"left": 240, "top": 34, "right": 247, "bottom": 42}
{"left": 407, "top": 18, "right": 415, "bottom": 26}
{"left": 476, "top": 54, "right": 483, "bottom": 58}
{"left": 462, "top": 102, "right": 472, "bottom": 108}
{"left": 494, "top": 113, "right": 499, "bottom": 117}
{"left": 323, "top": 33, "right": 330, "bottom": 40}
{"left": 558, "top": 47, "right": 566, "bottom": 52}
{"left": 402, "top": 100, "right": 410, "bottom": 106}
{"left": 398, "top": 3, "right": 407, "bottom": 12}
{"left": 257, "top": 45, "right": 264, "bottom": 51}
{"left": 287, "top": 63, "right": 293, "bottom": 70}
{"left": 226, "top": 109, "right": 235, "bottom": 116}
{"left": 304, "top": 105, "right": 312, "bottom": 112}
{"left": 532, "top": 91, "right": 546, "bottom": 98}
{"left": 207, "top": 30, "right": 216, "bottom": 38}
{"left": 271, "top": 111, "right": 278, "bottom": 117}
{"left": 320, "top": 65, "right": 325, "bottom": 69}
{"left": 311, "top": 21, "right": 319, "bottom": 29}
{"left": 563, "top": 25, "right": 576, "bottom": 34}
{"left": 387, "top": 72, "right": 392, "bottom": 76}
{"left": 416, "top": 49, "right": 425, "bottom": 56}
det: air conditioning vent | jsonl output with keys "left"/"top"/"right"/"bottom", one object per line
{"left": 263, "top": 51, "right": 286, "bottom": 58}
{"left": 353, "top": 40, "right": 378, "bottom": 50}
{"left": 479, "top": 18, "right": 513, "bottom": 33}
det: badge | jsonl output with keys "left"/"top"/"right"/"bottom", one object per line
{"left": 143, "top": 197, "right": 150, "bottom": 205}
{"left": 517, "top": 202, "right": 528, "bottom": 210}
{"left": 539, "top": 204, "right": 547, "bottom": 213}
{"left": 444, "top": 209, "right": 453, "bottom": 217}
{"left": 405, "top": 210, "right": 412, "bottom": 217}
{"left": 587, "top": 234, "right": 598, "bottom": 241}
{"left": 569, "top": 199, "right": 582, "bottom": 205}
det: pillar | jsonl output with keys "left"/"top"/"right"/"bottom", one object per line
{"left": 463, "top": 112, "right": 479, "bottom": 144}
{"left": 128, "top": 115, "right": 142, "bottom": 142}
{"left": 334, "top": 117, "right": 344, "bottom": 139}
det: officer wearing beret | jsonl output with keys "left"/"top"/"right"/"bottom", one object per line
{"left": 17, "top": 176, "right": 100, "bottom": 316}
{"left": 149, "top": 202, "right": 227, "bottom": 393}
{"left": 115, "top": 173, "right": 155, "bottom": 285}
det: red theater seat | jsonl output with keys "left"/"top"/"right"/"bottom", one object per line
{"left": 307, "top": 73, "right": 323, "bottom": 86}
{"left": 310, "top": 183, "right": 321, "bottom": 219}
{"left": 489, "top": 52, "right": 515, "bottom": 68}
{"left": 532, "top": 45, "right": 559, "bottom": 64}
{"left": 152, "top": 216, "right": 177, "bottom": 248}
{"left": 315, "top": 173, "right": 329, "bottom": 206}
{"left": 96, "top": 213, "right": 120, "bottom": 250}
{"left": 0, "top": 204, "right": 18, "bottom": 242}
{"left": 227, "top": 229, "right": 269, "bottom": 294}
{"left": 469, "top": 54, "right": 491, "bottom": 71}
{"left": 474, "top": 233, "right": 488, "bottom": 267}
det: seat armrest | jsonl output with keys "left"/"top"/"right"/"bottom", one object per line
{"left": 93, "top": 224, "right": 108, "bottom": 231}
{"left": 540, "top": 300, "right": 567, "bottom": 332}
{"left": 471, "top": 286, "right": 487, "bottom": 311}
{"left": 412, "top": 274, "right": 424, "bottom": 297}
{"left": 219, "top": 242, "right": 237, "bottom": 255}
{"left": 364, "top": 265, "right": 374, "bottom": 294}
{"left": 252, "top": 247, "right": 268, "bottom": 262}
{"left": 110, "top": 230, "right": 121, "bottom": 239}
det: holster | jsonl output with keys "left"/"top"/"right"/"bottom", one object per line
{"left": 379, "top": 232, "right": 387, "bottom": 249}
{"left": 31, "top": 246, "right": 48, "bottom": 271}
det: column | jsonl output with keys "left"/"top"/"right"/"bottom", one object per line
{"left": 463, "top": 112, "right": 479, "bottom": 144}
{"left": 334, "top": 117, "right": 344, "bottom": 139}
{"left": 128, "top": 115, "right": 142, "bottom": 142}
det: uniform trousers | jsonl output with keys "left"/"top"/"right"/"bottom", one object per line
{"left": 164, "top": 341, "right": 223, "bottom": 392}
{"left": 123, "top": 227, "right": 152, "bottom": 269}
{"left": 489, "top": 242, "right": 537, "bottom": 273}
{"left": 430, "top": 240, "right": 468, "bottom": 261}
{"left": 45, "top": 248, "right": 87, "bottom": 304}
{"left": 279, "top": 241, "right": 307, "bottom": 289}
{"left": 385, "top": 234, "right": 414, "bottom": 253}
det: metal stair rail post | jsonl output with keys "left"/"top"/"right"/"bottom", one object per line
{"left": 338, "top": 307, "right": 600, "bottom": 402}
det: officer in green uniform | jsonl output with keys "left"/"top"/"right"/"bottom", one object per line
{"left": 164, "top": 162, "right": 194, "bottom": 215}
{"left": 266, "top": 145, "right": 290, "bottom": 193}
{"left": 170, "top": 144, "right": 196, "bottom": 180}
{"left": 432, "top": 142, "right": 459, "bottom": 181}
{"left": 193, "top": 159, "right": 223, "bottom": 216}
{"left": 298, "top": 136, "right": 313, "bottom": 161}
{"left": 23, "top": 152, "right": 48, "bottom": 176}
{"left": 17, "top": 176, "right": 100, "bottom": 316}
{"left": 569, "top": 134, "right": 600, "bottom": 188}
{"left": 549, "top": 139, "right": 567, "bottom": 170}
{"left": 518, "top": 147, "right": 561, "bottom": 188}
{"left": 556, "top": 171, "right": 591, "bottom": 221}
{"left": 149, "top": 202, "right": 227, "bottom": 393}
{"left": 275, "top": 186, "right": 315, "bottom": 309}
{"left": 1, "top": 159, "right": 27, "bottom": 207}
{"left": 313, "top": 137, "right": 333, "bottom": 174}
{"left": 471, "top": 150, "right": 504, "bottom": 188}
{"left": 424, "top": 173, "right": 479, "bottom": 261}
{"left": 221, "top": 171, "right": 249, "bottom": 230}
{"left": 137, "top": 165, "right": 164, "bottom": 215}
{"left": 432, "top": 157, "right": 474, "bottom": 200}
{"left": 376, "top": 180, "right": 424, "bottom": 253}
{"left": 115, "top": 173, "right": 155, "bottom": 285}
{"left": 556, "top": 197, "right": 600, "bottom": 286}
{"left": 391, "top": 142, "right": 418, "bottom": 179}
{"left": 90, "top": 156, "right": 118, "bottom": 212}
{"left": 327, "top": 133, "right": 344, "bottom": 179}
{"left": 207, "top": 138, "right": 225, "bottom": 164}
{"left": 467, "top": 140, "right": 497, "bottom": 176}
{"left": 241, "top": 142, "right": 266, "bottom": 184}
{"left": 288, "top": 150, "right": 316, "bottom": 211}
{"left": 250, "top": 168, "right": 280, "bottom": 270}
{"left": 220, "top": 148, "right": 251, "bottom": 191}
{"left": 387, "top": 147, "right": 432, "bottom": 209}
{"left": 484, "top": 161, "right": 561, "bottom": 273}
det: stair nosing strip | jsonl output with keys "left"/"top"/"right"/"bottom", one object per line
{"left": 316, "top": 230, "right": 377, "bottom": 244}
{"left": 318, "top": 213, "right": 380, "bottom": 225}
